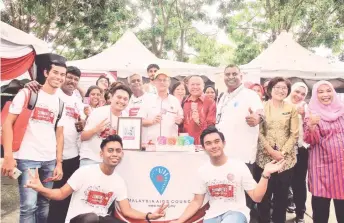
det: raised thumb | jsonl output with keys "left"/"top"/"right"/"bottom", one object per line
{"left": 248, "top": 107, "right": 253, "bottom": 114}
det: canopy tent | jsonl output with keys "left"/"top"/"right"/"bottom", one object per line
{"left": 1, "top": 21, "right": 49, "bottom": 81}
{"left": 68, "top": 30, "right": 221, "bottom": 79}
{"left": 241, "top": 31, "right": 343, "bottom": 79}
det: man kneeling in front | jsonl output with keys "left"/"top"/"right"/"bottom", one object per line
{"left": 171, "top": 127, "right": 285, "bottom": 223}
{"left": 24, "top": 135, "right": 167, "bottom": 223}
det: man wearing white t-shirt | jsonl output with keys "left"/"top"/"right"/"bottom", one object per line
{"left": 24, "top": 134, "right": 168, "bottom": 223}
{"left": 48, "top": 66, "right": 87, "bottom": 223}
{"left": 138, "top": 70, "right": 183, "bottom": 144}
{"left": 171, "top": 127, "right": 285, "bottom": 223}
{"left": 216, "top": 65, "right": 264, "bottom": 217}
{"left": 125, "top": 73, "right": 150, "bottom": 117}
{"left": 80, "top": 85, "right": 131, "bottom": 166}
{"left": 2, "top": 61, "right": 67, "bottom": 222}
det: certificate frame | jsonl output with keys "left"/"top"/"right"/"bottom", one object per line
{"left": 117, "top": 117, "right": 142, "bottom": 150}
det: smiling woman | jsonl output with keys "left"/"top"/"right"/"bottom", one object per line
{"left": 255, "top": 77, "right": 299, "bottom": 223}
{"left": 303, "top": 81, "right": 344, "bottom": 223}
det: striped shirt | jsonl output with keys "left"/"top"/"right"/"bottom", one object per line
{"left": 303, "top": 116, "right": 344, "bottom": 199}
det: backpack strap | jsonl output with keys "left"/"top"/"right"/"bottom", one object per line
{"left": 27, "top": 91, "right": 38, "bottom": 110}
{"left": 55, "top": 98, "right": 64, "bottom": 131}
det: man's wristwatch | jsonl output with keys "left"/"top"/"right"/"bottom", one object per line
{"left": 261, "top": 173, "right": 270, "bottom": 179}
{"left": 146, "top": 212, "right": 152, "bottom": 223}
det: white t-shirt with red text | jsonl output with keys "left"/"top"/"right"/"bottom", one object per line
{"left": 57, "top": 89, "right": 85, "bottom": 160}
{"left": 9, "top": 89, "right": 63, "bottom": 161}
{"left": 80, "top": 105, "right": 127, "bottom": 162}
{"left": 194, "top": 158, "right": 257, "bottom": 221}
{"left": 65, "top": 164, "right": 127, "bottom": 223}
{"left": 125, "top": 93, "right": 151, "bottom": 117}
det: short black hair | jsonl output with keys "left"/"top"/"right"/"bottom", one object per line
{"left": 200, "top": 126, "right": 225, "bottom": 147}
{"left": 85, "top": 85, "right": 103, "bottom": 97}
{"left": 267, "top": 77, "right": 292, "bottom": 97}
{"left": 109, "top": 84, "right": 132, "bottom": 98}
{"left": 66, "top": 66, "right": 81, "bottom": 77}
{"left": 96, "top": 75, "right": 110, "bottom": 86}
{"left": 147, "top": 64, "right": 160, "bottom": 72}
{"left": 46, "top": 62, "right": 67, "bottom": 73}
{"left": 100, "top": 134, "right": 123, "bottom": 150}
{"left": 224, "top": 64, "right": 240, "bottom": 72}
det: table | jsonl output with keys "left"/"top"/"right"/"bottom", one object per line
{"left": 114, "top": 150, "right": 210, "bottom": 223}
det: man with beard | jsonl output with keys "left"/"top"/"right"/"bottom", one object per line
{"left": 48, "top": 66, "right": 86, "bottom": 222}
{"left": 125, "top": 73, "right": 151, "bottom": 117}
{"left": 24, "top": 135, "right": 168, "bottom": 223}
{"left": 80, "top": 85, "right": 131, "bottom": 166}
{"left": 1, "top": 61, "right": 66, "bottom": 222}
{"left": 143, "top": 64, "right": 159, "bottom": 94}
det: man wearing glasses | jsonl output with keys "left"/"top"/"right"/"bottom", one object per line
{"left": 138, "top": 70, "right": 183, "bottom": 144}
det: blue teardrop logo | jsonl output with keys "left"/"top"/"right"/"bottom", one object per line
{"left": 150, "top": 166, "right": 170, "bottom": 195}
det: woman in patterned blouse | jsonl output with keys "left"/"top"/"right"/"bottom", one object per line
{"left": 303, "top": 81, "right": 344, "bottom": 223}
{"left": 254, "top": 77, "right": 299, "bottom": 223}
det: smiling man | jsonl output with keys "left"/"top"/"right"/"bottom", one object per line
{"left": 170, "top": 127, "right": 285, "bottom": 223}
{"left": 1, "top": 59, "right": 67, "bottom": 222}
{"left": 48, "top": 66, "right": 87, "bottom": 222}
{"left": 79, "top": 85, "right": 131, "bottom": 166}
{"left": 24, "top": 135, "right": 168, "bottom": 223}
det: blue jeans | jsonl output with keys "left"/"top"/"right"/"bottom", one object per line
{"left": 79, "top": 158, "right": 100, "bottom": 167}
{"left": 204, "top": 211, "right": 247, "bottom": 223}
{"left": 17, "top": 159, "right": 56, "bottom": 223}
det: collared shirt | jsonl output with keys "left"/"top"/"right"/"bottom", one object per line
{"left": 182, "top": 95, "right": 216, "bottom": 145}
{"left": 216, "top": 87, "right": 263, "bottom": 163}
{"left": 138, "top": 94, "right": 183, "bottom": 144}
{"left": 257, "top": 101, "right": 299, "bottom": 172}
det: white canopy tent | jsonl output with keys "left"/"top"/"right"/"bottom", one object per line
{"left": 241, "top": 31, "right": 343, "bottom": 80}
{"left": 1, "top": 22, "right": 50, "bottom": 85}
{"left": 68, "top": 30, "right": 222, "bottom": 79}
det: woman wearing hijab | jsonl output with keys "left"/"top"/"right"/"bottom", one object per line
{"left": 285, "top": 82, "right": 309, "bottom": 223}
{"left": 250, "top": 83, "right": 265, "bottom": 101}
{"left": 304, "top": 81, "right": 344, "bottom": 223}
{"left": 203, "top": 85, "right": 217, "bottom": 101}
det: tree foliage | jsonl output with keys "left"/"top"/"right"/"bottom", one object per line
{"left": 217, "top": 0, "right": 344, "bottom": 64}
{"left": 1, "top": 0, "right": 139, "bottom": 60}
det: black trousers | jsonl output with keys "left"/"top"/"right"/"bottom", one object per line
{"left": 48, "top": 156, "right": 80, "bottom": 223}
{"left": 312, "top": 196, "right": 344, "bottom": 223}
{"left": 245, "top": 163, "right": 256, "bottom": 209}
{"left": 70, "top": 213, "right": 125, "bottom": 223}
{"left": 254, "top": 165, "right": 294, "bottom": 223}
{"left": 291, "top": 147, "right": 308, "bottom": 218}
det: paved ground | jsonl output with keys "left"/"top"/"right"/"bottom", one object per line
{"left": 1, "top": 176, "right": 336, "bottom": 223}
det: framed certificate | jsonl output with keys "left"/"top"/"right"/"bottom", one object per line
{"left": 117, "top": 117, "right": 142, "bottom": 150}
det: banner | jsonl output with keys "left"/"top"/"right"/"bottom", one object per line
{"left": 115, "top": 151, "right": 210, "bottom": 222}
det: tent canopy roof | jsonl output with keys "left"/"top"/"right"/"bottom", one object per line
{"left": 68, "top": 30, "right": 220, "bottom": 78}
{"left": 0, "top": 21, "right": 49, "bottom": 54}
{"left": 241, "top": 31, "right": 342, "bottom": 75}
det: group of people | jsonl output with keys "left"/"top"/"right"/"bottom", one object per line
{"left": 1, "top": 58, "right": 343, "bottom": 223}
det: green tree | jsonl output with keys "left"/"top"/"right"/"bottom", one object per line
{"left": 1, "top": 0, "right": 139, "bottom": 60}
{"left": 217, "top": 0, "right": 344, "bottom": 64}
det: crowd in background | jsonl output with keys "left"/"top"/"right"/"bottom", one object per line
{"left": 1, "top": 61, "right": 344, "bottom": 223}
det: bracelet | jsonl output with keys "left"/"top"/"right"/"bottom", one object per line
{"left": 261, "top": 173, "right": 270, "bottom": 179}
{"left": 145, "top": 212, "right": 152, "bottom": 223}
